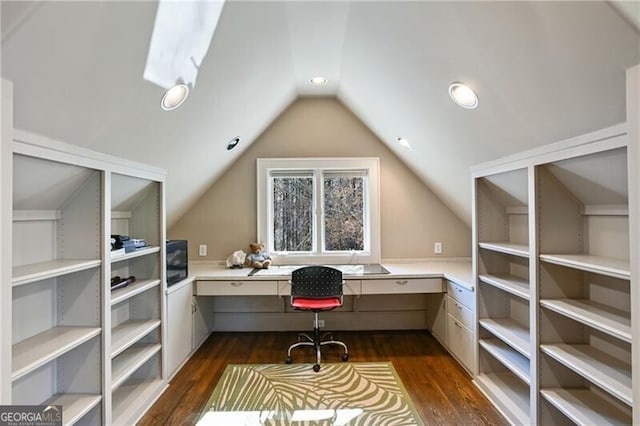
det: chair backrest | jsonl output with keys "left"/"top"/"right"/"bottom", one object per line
{"left": 290, "top": 266, "right": 343, "bottom": 298}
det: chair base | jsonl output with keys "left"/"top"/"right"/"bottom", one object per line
{"left": 285, "top": 312, "right": 349, "bottom": 372}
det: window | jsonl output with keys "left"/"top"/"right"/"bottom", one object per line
{"left": 257, "top": 158, "right": 380, "bottom": 264}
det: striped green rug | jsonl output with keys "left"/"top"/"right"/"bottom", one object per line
{"left": 197, "top": 362, "right": 424, "bottom": 425}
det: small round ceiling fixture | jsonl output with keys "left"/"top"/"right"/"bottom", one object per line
{"left": 161, "top": 83, "right": 189, "bottom": 111}
{"left": 227, "top": 136, "right": 241, "bottom": 151}
{"left": 309, "top": 76, "right": 328, "bottom": 86}
{"left": 448, "top": 82, "right": 478, "bottom": 109}
{"left": 396, "top": 137, "right": 412, "bottom": 151}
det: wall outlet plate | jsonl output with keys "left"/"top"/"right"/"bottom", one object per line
{"left": 199, "top": 244, "right": 207, "bottom": 256}
{"left": 317, "top": 319, "right": 325, "bottom": 328}
{"left": 434, "top": 242, "right": 442, "bottom": 254}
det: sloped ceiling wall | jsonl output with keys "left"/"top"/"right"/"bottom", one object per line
{"left": 2, "top": 1, "right": 639, "bottom": 228}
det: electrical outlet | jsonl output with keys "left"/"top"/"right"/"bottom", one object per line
{"left": 434, "top": 242, "right": 443, "bottom": 254}
{"left": 317, "top": 319, "right": 325, "bottom": 328}
{"left": 199, "top": 244, "right": 207, "bottom": 256}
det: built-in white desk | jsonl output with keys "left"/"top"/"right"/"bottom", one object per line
{"left": 190, "top": 260, "right": 473, "bottom": 295}
{"left": 165, "top": 260, "right": 475, "bottom": 378}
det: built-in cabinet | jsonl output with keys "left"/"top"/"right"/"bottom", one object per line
{"left": 1, "top": 86, "right": 167, "bottom": 425}
{"left": 472, "top": 122, "right": 635, "bottom": 424}
{"left": 166, "top": 280, "right": 194, "bottom": 378}
{"left": 446, "top": 280, "right": 475, "bottom": 372}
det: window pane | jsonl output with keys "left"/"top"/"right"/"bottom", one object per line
{"left": 272, "top": 176, "right": 313, "bottom": 252}
{"left": 324, "top": 175, "right": 364, "bottom": 251}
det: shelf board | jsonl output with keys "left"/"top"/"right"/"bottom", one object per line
{"left": 12, "top": 259, "right": 101, "bottom": 287}
{"left": 44, "top": 393, "right": 102, "bottom": 426}
{"left": 479, "top": 318, "right": 530, "bottom": 358}
{"left": 479, "top": 338, "right": 530, "bottom": 385}
{"left": 478, "top": 242, "right": 529, "bottom": 258}
{"left": 112, "top": 343, "right": 161, "bottom": 391}
{"left": 111, "top": 246, "right": 160, "bottom": 263}
{"left": 479, "top": 274, "right": 529, "bottom": 300}
{"left": 111, "top": 320, "right": 161, "bottom": 358}
{"left": 474, "top": 373, "right": 530, "bottom": 425}
{"left": 112, "top": 378, "right": 166, "bottom": 426}
{"left": 541, "top": 388, "right": 631, "bottom": 426}
{"left": 12, "top": 327, "right": 101, "bottom": 381}
{"left": 539, "top": 254, "right": 630, "bottom": 280}
{"left": 540, "top": 299, "right": 631, "bottom": 343}
{"left": 110, "top": 279, "right": 161, "bottom": 306}
{"left": 540, "top": 344, "right": 632, "bottom": 406}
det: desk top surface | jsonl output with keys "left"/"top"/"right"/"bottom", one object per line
{"left": 186, "top": 260, "right": 473, "bottom": 291}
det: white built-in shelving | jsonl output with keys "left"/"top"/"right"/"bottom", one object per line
{"left": 2, "top": 120, "right": 167, "bottom": 425}
{"left": 474, "top": 165, "right": 533, "bottom": 425}
{"left": 479, "top": 338, "right": 530, "bottom": 384}
{"left": 479, "top": 318, "right": 530, "bottom": 358}
{"left": 478, "top": 274, "right": 529, "bottom": 300}
{"left": 472, "top": 119, "right": 636, "bottom": 424}
{"left": 475, "top": 372, "right": 531, "bottom": 425}
{"left": 541, "top": 388, "right": 632, "bottom": 425}
{"left": 541, "top": 344, "right": 632, "bottom": 406}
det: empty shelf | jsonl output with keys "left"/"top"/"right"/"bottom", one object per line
{"left": 539, "top": 254, "right": 630, "bottom": 280}
{"left": 479, "top": 318, "right": 530, "bottom": 357}
{"left": 44, "top": 393, "right": 102, "bottom": 426}
{"left": 111, "top": 320, "right": 160, "bottom": 358}
{"left": 112, "top": 344, "right": 161, "bottom": 391}
{"left": 12, "top": 327, "right": 101, "bottom": 380}
{"left": 110, "top": 279, "right": 161, "bottom": 306}
{"left": 112, "top": 378, "right": 166, "bottom": 426}
{"left": 475, "top": 373, "right": 530, "bottom": 425}
{"left": 541, "top": 388, "right": 631, "bottom": 426}
{"left": 540, "top": 344, "right": 632, "bottom": 406}
{"left": 479, "top": 338, "right": 530, "bottom": 385}
{"left": 540, "top": 299, "right": 631, "bottom": 343}
{"left": 478, "top": 242, "right": 529, "bottom": 258}
{"left": 479, "top": 274, "right": 529, "bottom": 300}
{"left": 12, "top": 259, "right": 101, "bottom": 287}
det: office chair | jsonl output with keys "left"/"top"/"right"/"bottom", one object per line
{"left": 285, "top": 266, "right": 349, "bottom": 372}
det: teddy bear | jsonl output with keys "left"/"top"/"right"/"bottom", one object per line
{"left": 245, "top": 243, "right": 272, "bottom": 269}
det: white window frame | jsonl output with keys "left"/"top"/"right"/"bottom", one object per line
{"left": 257, "top": 158, "right": 380, "bottom": 265}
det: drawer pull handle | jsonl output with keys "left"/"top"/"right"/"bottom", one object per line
{"left": 456, "top": 304, "right": 462, "bottom": 310}
{"left": 230, "top": 282, "right": 243, "bottom": 287}
{"left": 454, "top": 321, "right": 462, "bottom": 328}
{"left": 395, "top": 280, "right": 408, "bottom": 285}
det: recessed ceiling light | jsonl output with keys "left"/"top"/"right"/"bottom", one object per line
{"left": 227, "top": 136, "right": 241, "bottom": 151}
{"left": 396, "top": 137, "right": 412, "bottom": 151}
{"left": 309, "top": 76, "right": 328, "bottom": 86}
{"left": 448, "top": 82, "right": 478, "bottom": 109}
{"left": 161, "top": 83, "right": 189, "bottom": 111}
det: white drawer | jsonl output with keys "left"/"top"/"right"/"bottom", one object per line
{"left": 196, "top": 280, "right": 277, "bottom": 296}
{"left": 447, "top": 296, "right": 474, "bottom": 329}
{"left": 362, "top": 278, "right": 443, "bottom": 294}
{"left": 447, "top": 314, "right": 474, "bottom": 371}
{"left": 447, "top": 281, "right": 474, "bottom": 308}
{"left": 278, "top": 280, "right": 360, "bottom": 296}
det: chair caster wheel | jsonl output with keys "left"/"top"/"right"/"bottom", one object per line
{"left": 341, "top": 353, "right": 349, "bottom": 362}
{"left": 313, "top": 364, "right": 321, "bottom": 372}
{"left": 285, "top": 357, "right": 292, "bottom": 364}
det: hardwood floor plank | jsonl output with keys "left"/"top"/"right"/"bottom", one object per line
{"left": 139, "top": 330, "right": 506, "bottom": 425}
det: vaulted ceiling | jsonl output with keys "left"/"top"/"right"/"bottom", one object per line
{"left": 2, "top": 1, "right": 639, "bottom": 228}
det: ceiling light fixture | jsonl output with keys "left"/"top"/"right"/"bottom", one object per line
{"left": 396, "top": 137, "right": 412, "bottom": 151}
{"left": 161, "top": 83, "right": 189, "bottom": 111}
{"left": 309, "top": 76, "right": 328, "bottom": 86}
{"left": 227, "top": 136, "right": 241, "bottom": 151}
{"left": 448, "top": 82, "right": 478, "bottom": 109}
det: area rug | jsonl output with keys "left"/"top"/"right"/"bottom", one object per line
{"left": 197, "top": 362, "right": 424, "bottom": 425}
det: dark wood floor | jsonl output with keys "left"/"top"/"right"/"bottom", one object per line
{"left": 139, "top": 330, "right": 506, "bottom": 425}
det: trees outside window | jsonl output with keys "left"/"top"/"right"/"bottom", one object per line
{"left": 257, "top": 158, "right": 380, "bottom": 265}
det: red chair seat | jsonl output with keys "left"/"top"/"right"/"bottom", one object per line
{"left": 292, "top": 297, "right": 342, "bottom": 310}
